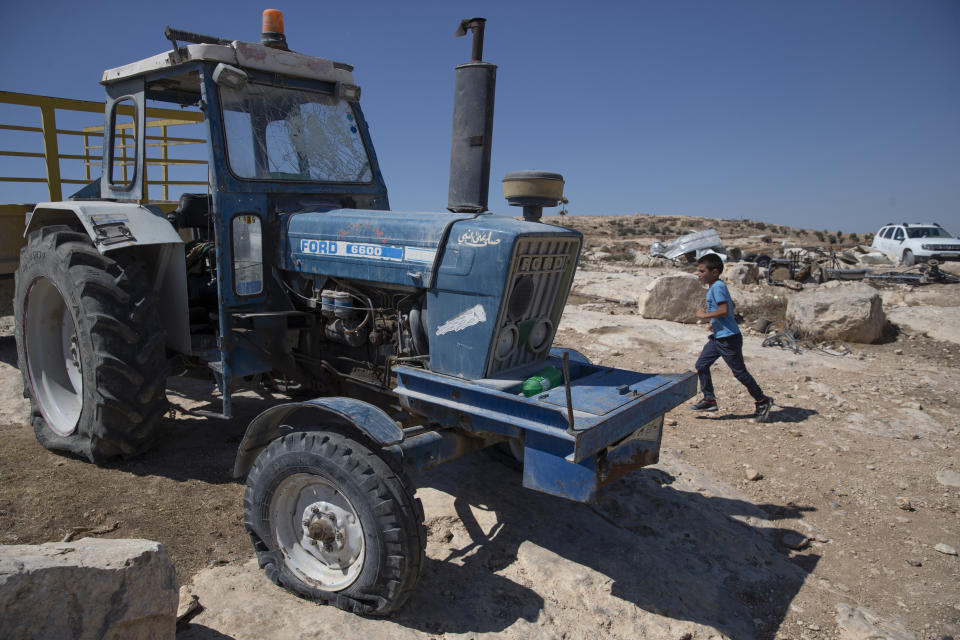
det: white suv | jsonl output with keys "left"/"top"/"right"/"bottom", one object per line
{"left": 871, "top": 223, "right": 960, "bottom": 266}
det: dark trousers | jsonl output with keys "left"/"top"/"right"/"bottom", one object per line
{"left": 695, "top": 333, "right": 765, "bottom": 402}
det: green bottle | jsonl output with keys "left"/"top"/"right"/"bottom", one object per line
{"left": 521, "top": 366, "right": 563, "bottom": 397}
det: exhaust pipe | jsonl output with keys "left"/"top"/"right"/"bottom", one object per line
{"left": 447, "top": 18, "right": 496, "bottom": 213}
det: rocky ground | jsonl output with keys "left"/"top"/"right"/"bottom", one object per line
{"left": 0, "top": 216, "right": 958, "bottom": 639}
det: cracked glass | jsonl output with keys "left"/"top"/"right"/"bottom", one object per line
{"left": 220, "top": 83, "right": 372, "bottom": 183}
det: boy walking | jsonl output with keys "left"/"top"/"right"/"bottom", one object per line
{"left": 690, "top": 254, "right": 773, "bottom": 422}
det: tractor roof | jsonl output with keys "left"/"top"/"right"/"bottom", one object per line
{"left": 101, "top": 40, "right": 355, "bottom": 87}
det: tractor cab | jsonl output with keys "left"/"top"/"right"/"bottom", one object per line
{"left": 83, "top": 18, "right": 398, "bottom": 399}
{"left": 98, "top": 20, "right": 387, "bottom": 209}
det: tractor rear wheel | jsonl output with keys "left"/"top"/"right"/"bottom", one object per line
{"left": 14, "top": 226, "right": 169, "bottom": 462}
{"left": 244, "top": 431, "right": 426, "bottom": 615}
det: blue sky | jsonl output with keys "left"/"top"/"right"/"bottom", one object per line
{"left": 1, "top": 0, "right": 957, "bottom": 232}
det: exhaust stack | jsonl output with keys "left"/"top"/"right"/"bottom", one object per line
{"left": 447, "top": 18, "right": 496, "bottom": 213}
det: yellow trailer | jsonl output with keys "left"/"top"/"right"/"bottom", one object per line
{"left": 0, "top": 90, "right": 206, "bottom": 274}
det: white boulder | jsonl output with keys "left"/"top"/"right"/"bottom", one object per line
{"left": 726, "top": 284, "right": 790, "bottom": 322}
{"left": 0, "top": 538, "right": 177, "bottom": 640}
{"left": 855, "top": 252, "right": 892, "bottom": 265}
{"left": 886, "top": 306, "right": 960, "bottom": 346}
{"left": 723, "top": 262, "right": 760, "bottom": 285}
{"left": 786, "top": 281, "right": 886, "bottom": 343}
{"left": 633, "top": 253, "right": 672, "bottom": 268}
{"left": 637, "top": 274, "right": 703, "bottom": 323}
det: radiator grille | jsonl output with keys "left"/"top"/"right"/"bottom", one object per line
{"left": 486, "top": 235, "right": 581, "bottom": 376}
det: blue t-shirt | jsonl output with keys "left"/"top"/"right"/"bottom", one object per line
{"left": 706, "top": 280, "right": 739, "bottom": 338}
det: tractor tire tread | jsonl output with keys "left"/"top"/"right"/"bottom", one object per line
{"left": 244, "top": 431, "right": 425, "bottom": 616}
{"left": 14, "top": 226, "right": 169, "bottom": 463}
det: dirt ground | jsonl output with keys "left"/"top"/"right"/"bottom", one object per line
{"left": 1, "top": 221, "right": 959, "bottom": 639}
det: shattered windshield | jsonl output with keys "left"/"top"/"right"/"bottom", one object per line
{"left": 220, "top": 83, "right": 372, "bottom": 183}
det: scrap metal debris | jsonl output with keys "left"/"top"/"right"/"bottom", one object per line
{"left": 761, "top": 322, "right": 851, "bottom": 356}
{"left": 765, "top": 251, "right": 865, "bottom": 285}
{"left": 864, "top": 262, "right": 960, "bottom": 285}
{"left": 650, "top": 228, "right": 729, "bottom": 262}
{"left": 761, "top": 248, "right": 959, "bottom": 286}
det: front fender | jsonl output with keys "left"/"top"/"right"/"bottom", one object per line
{"left": 26, "top": 201, "right": 189, "bottom": 355}
{"left": 233, "top": 397, "right": 405, "bottom": 479}
{"left": 26, "top": 201, "right": 182, "bottom": 248}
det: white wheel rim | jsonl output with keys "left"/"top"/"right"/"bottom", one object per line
{"left": 25, "top": 278, "right": 83, "bottom": 436}
{"left": 270, "top": 473, "right": 365, "bottom": 591}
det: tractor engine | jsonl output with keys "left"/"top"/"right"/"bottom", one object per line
{"left": 277, "top": 209, "right": 582, "bottom": 393}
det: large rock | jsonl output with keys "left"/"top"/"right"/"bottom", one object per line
{"left": 723, "top": 262, "right": 760, "bottom": 285}
{"left": 0, "top": 538, "right": 178, "bottom": 640}
{"left": 726, "top": 284, "right": 790, "bottom": 323}
{"left": 881, "top": 284, "right": 960, "bottom": 308}
{"left": 886, "top": 306, "right": 960, "bottom": 346}
{"left": 571, "top": 270, "right": 657, "bottom": 304}
{"left": 855, "top": 251, "right": 892, "bottom": 265}
{"left": 786, "top": 281, "right": 886, "bottom": 343}
{"left": 586, "top": 250, "right": 612, "bottom": 261}
{"left": 637, "top": 273, "right": 703, "bottom": 323}
{"left": 632, "top": 253, "right": 672, "bottom": 268}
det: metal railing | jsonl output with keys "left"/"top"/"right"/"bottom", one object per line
{"left": 0, "top": 90, "right": 207, "bottom": 274}
{"left": 0, "top": 90, "right": 206, "bottom": 202}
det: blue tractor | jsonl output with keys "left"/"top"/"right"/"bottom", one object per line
{"left": 14, "top": 13, "right": 695, "bottom": 614}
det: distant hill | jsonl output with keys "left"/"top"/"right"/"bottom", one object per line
{"left": 542, "top": 213, "right": 873, "bottom": 255}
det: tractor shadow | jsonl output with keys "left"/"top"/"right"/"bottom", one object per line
{"left": 0, "top": 334, "right": 17, "bottom": 367}
{"left": 176, "top": 625, "right": 237, "bottom": 640}
{"left": 396, "top": 454, "right": 818, "bottom": 639}
{"left": 114, "top": 374, "right": 279, "bottom": 484}
{"left": 0, "top": 343, "right": 262, "bottom": 485}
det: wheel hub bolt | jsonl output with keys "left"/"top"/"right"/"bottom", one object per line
{"left": 308, "top": 518, "right": 337, "bottom": 544}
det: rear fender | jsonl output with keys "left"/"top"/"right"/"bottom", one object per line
{"left": 233, "top": 397, "right": 405, "bottom": 479}
{"left": 25, "top": 201, "right": 189, "bottom": 354}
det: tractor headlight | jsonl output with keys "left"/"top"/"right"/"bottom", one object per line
{"left": 527, "top": 319, "right": 552, "bottom": 353}
{"left": 336, "top": 82, "right": 362, "bottom": 103}
{"left": 213, "top": 63, "right": 249, "bottom": 90}
{"left": 494, "top": 324, "right": 518, "bottom": 360}
{"left": 507, "top": 276, "right": 534, "bottom": 319}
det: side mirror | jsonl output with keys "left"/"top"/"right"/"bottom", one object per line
{"left": 213, "top": 63, "right": 249, "bottom": 90}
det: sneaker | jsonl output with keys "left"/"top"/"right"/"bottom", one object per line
{"left": 755, "top": 396, "right": 774, "bottom": 423}
{"left": 690, "top": 398, "right": 718, "bottom": 412}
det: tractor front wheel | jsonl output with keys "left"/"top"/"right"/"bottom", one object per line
{"left": 244, "top": 431, "right": 425, "bottom": 615}
{"left": 14, "top": 226, "right": 169, "bottom": 462}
